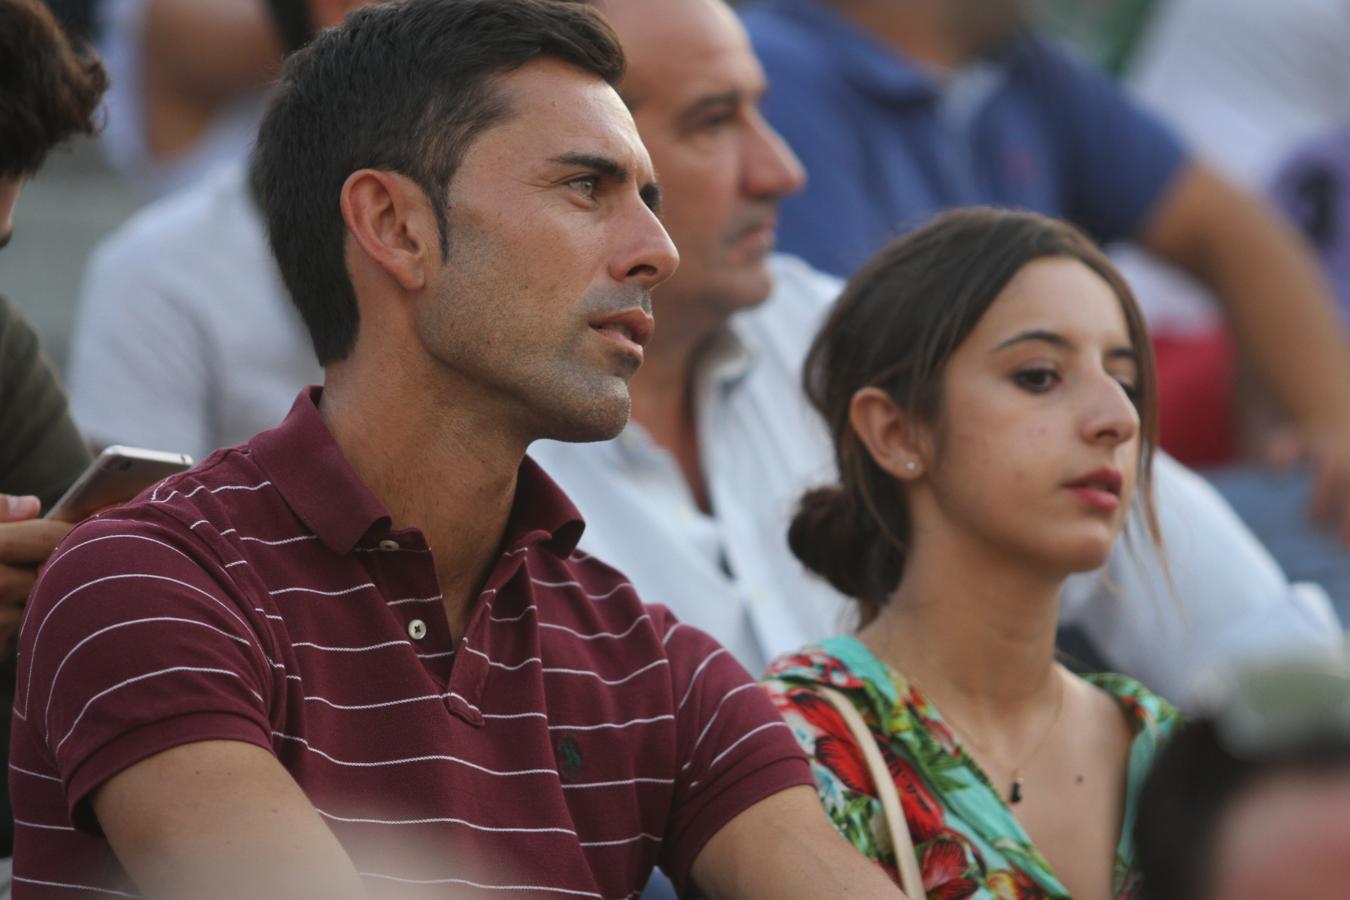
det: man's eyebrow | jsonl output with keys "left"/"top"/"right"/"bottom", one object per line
{"left": 550, "top": 153, "right": 628, "bottom": 181}
{"left": 549, "top": 152, "right": 662, "bottom": 214}
{"left": 677, "top": 90, "right": 742, "bottom": 129}
{"left": 994, "top": 329, "right": 1138, "bottom": 361}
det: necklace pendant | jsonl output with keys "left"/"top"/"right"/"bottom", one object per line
{"left": 1009, "top": 775, "right": 1023, "bottom": 805}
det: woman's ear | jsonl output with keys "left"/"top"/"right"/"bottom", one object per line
{"left": 848, "top": 387, "right": 927, "bottom": 480}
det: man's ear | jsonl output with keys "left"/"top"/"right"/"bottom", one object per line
{"left": 339, "top": 169, "right": 438, "bottom": 293}
{"left": 848, "top": 386, "right": 929, "bottom": 480}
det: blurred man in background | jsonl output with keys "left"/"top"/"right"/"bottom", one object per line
{"left": 64, "top": 0, "right": 373, "bottom": 458}
{"left": 92, "top": 0, "right": 367, "bottom": 196}
{"left": 530, "top": 0, "right": 1341, "bottom": 703}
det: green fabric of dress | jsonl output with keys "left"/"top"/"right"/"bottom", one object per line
{"left": 762, "top": 636, "right": 1182, "bottom": 898}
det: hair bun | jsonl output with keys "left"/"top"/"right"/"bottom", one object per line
{"left": 788, "top": 486, "right": 881, "bottom": 602}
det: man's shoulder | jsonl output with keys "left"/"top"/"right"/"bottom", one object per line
{"left": 42, "top": 447, "right": 272, "bottom": 574}
{"left": 528, "top": 545, "right": 672, "bottom": 634}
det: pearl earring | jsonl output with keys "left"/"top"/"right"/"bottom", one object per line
{"left": 905, "top": 461, "right": 918, "bottom": 472}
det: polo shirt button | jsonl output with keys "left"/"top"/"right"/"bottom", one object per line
{"left": 407, "top": 619, "right": 427, "bottom": 640}
{"left": 379, "top": 539, "right": 400, "bottom": 551}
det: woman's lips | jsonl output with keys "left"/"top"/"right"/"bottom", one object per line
{"left": 1065, "top": 467, "right": 1123, "bottom": 512}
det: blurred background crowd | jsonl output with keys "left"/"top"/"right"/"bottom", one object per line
{"left": 7, "top": 0, "right": 1350, "bottom": 897}
{"left": 15, "top": 0, "right": 1350, "bottom": 620}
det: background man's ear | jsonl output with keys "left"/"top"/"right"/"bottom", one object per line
{"left": 848, "top": 386, "right": 928, "bottom": 480}
{"left": 339, "top": 169, "right": 439, "bottom": 292}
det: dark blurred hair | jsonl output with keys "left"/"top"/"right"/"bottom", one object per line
{"left": 788, "top": 207, "right": 1159, "bottom": 623}
{"left": 264, "top": 0, "right": 315, "bottom": 55}
{"left": 0, "top": 0, "right": 107, "bottom": 178}
{"left": 251, "top": 0, "right": 626, "bottom": 365}
{"left": 1135, "top": 715, "right": 1350, "bottom": 900}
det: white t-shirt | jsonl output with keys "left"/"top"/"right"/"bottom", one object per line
{"left": 67, "top": 169, "right": 1343, "bottom": 704}
{"left": 68, "top": 162, "right": 321, "bottom": 460}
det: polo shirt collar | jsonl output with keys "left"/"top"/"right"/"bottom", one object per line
{"left": 504, "top": 456, "right": 586, "bottom": 559}
{"left": 253, "top": 387, "right": 585, "bottom": 558}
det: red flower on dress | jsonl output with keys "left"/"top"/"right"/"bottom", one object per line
{"left": 786, "top": 687, "right": 852, "bottom": 738}
{"left": 882, "top": 747, "right": 945, "bottom": 843}
{"left": 921, "top": 833, "right": 979, "bottom": 899}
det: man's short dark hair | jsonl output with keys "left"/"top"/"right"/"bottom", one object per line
{"left": 0, "top": 0, "right": 107, "bottom": 178}
{"left": 251, "top": 0, "right": 627, "bottom": 365}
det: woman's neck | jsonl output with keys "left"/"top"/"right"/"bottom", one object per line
{"left": 858, "top": 534, "right": 1065, "bottom": 728}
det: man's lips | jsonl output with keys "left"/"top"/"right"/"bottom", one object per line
{"left": 1064, "top": 467, "right": 1124, "bottom": 512}
{"left": 730, "top": 215, "right": 778, "bottom": 246}
{"left": 590, "top": 308, "right": 655, "bottom": 358}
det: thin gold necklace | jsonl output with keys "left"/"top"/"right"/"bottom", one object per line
{"left": 918, "top": 672, "right": 1065, "bottom": 805}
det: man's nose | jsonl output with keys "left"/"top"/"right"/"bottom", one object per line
{"left": 743, "top": 112, "right": 805, "bottom": 199}
{"left": 611, "top": 204, "right": 680, "bottom": 291}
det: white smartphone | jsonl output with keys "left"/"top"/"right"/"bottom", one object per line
{"left": 44, "top": 445, "right": 195, "bottom": 523}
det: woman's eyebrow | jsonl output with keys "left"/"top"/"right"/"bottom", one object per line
{"left": 993, "top": 330, "right": 1138, "bottom": 361}
{"left": 992, "top": 329, "right": 1070, "bottom": 352}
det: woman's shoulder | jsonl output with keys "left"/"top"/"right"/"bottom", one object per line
{"left": 762, "top": 635, "right": 905, "bottom": 700}
{"left": 1081, "top": 671, "right": 1185, "bottom": 739}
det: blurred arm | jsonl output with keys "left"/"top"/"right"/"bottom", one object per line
{"left": 691, "top": 785, "right": 907, "bottom": 899}
{"left": 93, "top": 740, "right": 367, "bottom": 900}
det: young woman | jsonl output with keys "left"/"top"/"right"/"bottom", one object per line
{"left": 763, "top": 208, "right": 1181, "bottom": 900}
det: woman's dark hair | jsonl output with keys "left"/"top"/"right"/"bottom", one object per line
{"left": 0, "top": 0, "right": 107, "bottom": 178}
{"left": 251, "top": 0, "right": 625, "bottom": 365}
{"left": 788, "top": 207, "right": 1160, "bottom": 622}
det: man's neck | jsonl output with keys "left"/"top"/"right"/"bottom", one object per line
{"left": 320, "top": 362, "right": 523, "bottom": 638}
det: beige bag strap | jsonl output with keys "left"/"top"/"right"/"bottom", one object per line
{"left": 817, "top": 685, "right": 925, "bottom": 899}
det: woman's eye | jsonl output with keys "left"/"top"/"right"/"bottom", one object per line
{"left": 1115, "top": 379, "right": 1140, "bottom": 401}
{"left": 1013, "top": 368, "right": 1059, "bottom": 392}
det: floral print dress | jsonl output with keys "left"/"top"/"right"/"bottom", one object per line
{"left": 761, "top": 636, "right": 1181, "bottom": 899}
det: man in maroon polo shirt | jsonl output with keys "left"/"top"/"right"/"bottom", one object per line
{"left": 9, "top": 1, "right": 903, "bottom": 898}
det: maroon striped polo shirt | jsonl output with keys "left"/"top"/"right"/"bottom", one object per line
{"left": 11, "top": 388, "right": 810, "bottom": 899}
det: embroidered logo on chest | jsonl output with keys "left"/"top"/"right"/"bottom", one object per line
{"left": 557, "top": 735, "right": 584, "bottom": 780}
